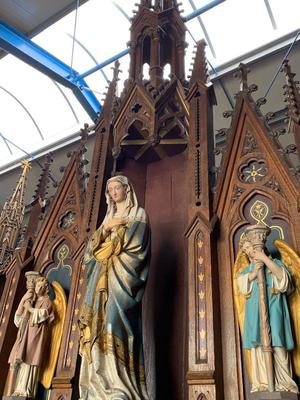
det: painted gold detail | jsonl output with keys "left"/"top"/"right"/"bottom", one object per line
{"left": 200, "top": 349, "right": 207, "bottom": 358}
{"left": 198, "top": 240, "right": 203, "bottom": 249}
{"left": 199, "top": 291, "right": 205, "bottom": 300}
{"left": 200, "top": 329, "right": 206, "bottom": 339}
{"left": 198, "top": 256, "right": 204, "bottom": 265}
{"left": 40, "top": 281, "right": 67, "bottom": 389}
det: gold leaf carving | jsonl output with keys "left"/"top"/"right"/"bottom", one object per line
{"left": 199, "top": 291, "right": 205, "bottom": 300}
{"left": 198, "top": 256, "right": 204, "bottom": 265}
{"left": 198, "top": 240, "right": 203, "bottom": 249}
{"left": 198, "top": 273, "right": 204, "bottom": 282}
{"left": 200, "top": 329, "right": 206, "bottom": 339}
{"left": 200, "top": 349, "right": 207, "bottom": 358}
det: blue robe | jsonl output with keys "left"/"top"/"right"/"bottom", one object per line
{"left": 79, "top": 207, "right": 150, "bottom": 399}
{"left": 239, "top": 259, "right": 294, "bottom": 350}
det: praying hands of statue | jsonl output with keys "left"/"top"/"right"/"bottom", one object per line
{"left": 103, "top": 217, "right": 129, "bottom": 232}
{"left": 251, "top": 249, "right": 268, "bottom": 266}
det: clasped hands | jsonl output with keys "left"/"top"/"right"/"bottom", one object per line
{"left": 247, "top": 249, "right": 270, "bottom": 282}
{"left": 251, "top": 249, "right": 269, "bottom": 271}
{"left": 103, "top": 217, "right": 128, "bottom": 232}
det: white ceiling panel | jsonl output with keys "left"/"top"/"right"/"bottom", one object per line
{"left": 0, "top": 0, "right": 89, "bottom": 36}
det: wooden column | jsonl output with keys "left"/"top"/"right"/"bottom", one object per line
{"left": 186, "top": 42, "right": 221, "bottom": 398}
{"left": 150, "top": 28, "right": 163, "bottom": 87}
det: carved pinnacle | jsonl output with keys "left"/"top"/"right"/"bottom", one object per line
{"left": 234, "top": 63, "right": 250, "bottom": 92}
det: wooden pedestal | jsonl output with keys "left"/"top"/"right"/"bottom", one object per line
{"left": 250, "top": 392, "right": 299, "bottom": 400}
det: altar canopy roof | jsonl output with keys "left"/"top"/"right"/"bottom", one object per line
{"left": 0, "top": 0, "right": 299, "bottom": 172}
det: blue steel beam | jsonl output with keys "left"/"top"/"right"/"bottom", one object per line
{"left": 182, "top": 0, "right": 225, "bottom": 22}
{"left": 66, "top": 33, "right": 109, "bottom": 82}
{"left": 0, "top": 21, "right": 101, "bottom": 120}
{"left": 75, "top": 49, "right": 130, "bottom": 82}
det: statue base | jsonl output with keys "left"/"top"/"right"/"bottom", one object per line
{"left": 250, "top": 392, "right": 299, "bottom": 400}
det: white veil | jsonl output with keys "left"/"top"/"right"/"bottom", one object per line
{"left": 102, "top": 175, "right": 146, "bottom": 225}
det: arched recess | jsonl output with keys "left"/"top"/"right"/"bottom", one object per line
{"left": 229, "top": 189, "right": 294, "bottom": 259}
{"left": 39, "top": 238, "right": 73, "bottom": 298}
{"left": 227, "top": 189, "right": 296, "bottom": 398}
{"left": 163, "top": 63, "right": 171, "bottom": 80}
{"left": 143, "top": 63, "right": 150, "bottom": 80}
{"left": 142, "top": 34, "right": 151, "bottom": 66}
{"left": 160, "top": 33, "right": 172, "bottom": 67}
{"left": 117, "top": 119, "right": 150, "bottom": 165}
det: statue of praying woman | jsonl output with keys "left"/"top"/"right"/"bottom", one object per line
{"left": 79, "top": 175, "right": 151, "bottom": 400}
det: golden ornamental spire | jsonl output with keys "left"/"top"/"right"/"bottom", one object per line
{"left": 21, "top": 159, "right": 31, "bottom": 174}
{"left": 0, "top": 159, "right": 31, "bottom": 274}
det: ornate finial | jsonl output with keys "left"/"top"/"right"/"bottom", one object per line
{"left": 160, "top": 0, "right": 179, "bottom": 10}
{"left": 282, "top": 59, "right": 300, "bottom": 124}
{"left": 79, "top": 123, "right": 89, "bottom": 149}
{"left": 140, "top": 0, "right": 152, "bottom": 8}
{"left": 100, "top": 61, "right": 121, "bottom": 118}
{"left": 235, "top": 63, "right": 250, "bottom": 91}
{"left": 188, "top": 40, "right": 208, "bottom": 86}
{"left": 112, "top": 60, "right": 121, "bottom": 82}
{"left": 21, "top": 159, "right": 31, "bottom": 174}
{"left": 32, "top": 153, "right": 53, "bottom": 203}
{"left": 21, "top": 153, "right": 54, "bottom": 249}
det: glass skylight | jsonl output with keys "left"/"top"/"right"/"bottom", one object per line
{"left": 0, "top": 0, "right": 299, "bottom": 172}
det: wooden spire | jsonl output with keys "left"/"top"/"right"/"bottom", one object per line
{"left": 0, "top": 159, "right": 31, "bottom": 273}
{"left": 22, "top": 154, "right": 53, "bottom": 255}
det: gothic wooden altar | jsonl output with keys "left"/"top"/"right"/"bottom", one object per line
{"left": 1, "top": 1, "right": 300, "bottom": 400}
